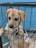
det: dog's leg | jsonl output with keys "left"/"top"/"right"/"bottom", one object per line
{"left": 19, "top": 25, "right": 24, "bottom": 36}
{"left": 13, "top": 36, "right": 29, "bottom": 48}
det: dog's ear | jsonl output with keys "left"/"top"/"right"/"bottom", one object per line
{"left": 19, "top": 10, "right": 26, "bottom": 21}
{"left": 6, "top": 8, "right": 13, "bottom": 17}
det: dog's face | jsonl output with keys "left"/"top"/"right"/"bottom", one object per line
{"left": 7, "top": 9, "right": 20, "bottom": 29}
{"left": 6, "top": 8, "right": 26, "bottom": 30}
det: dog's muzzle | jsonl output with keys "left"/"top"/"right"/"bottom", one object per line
{"left": 9, "top": 25, "right": 14, "bottom": 28}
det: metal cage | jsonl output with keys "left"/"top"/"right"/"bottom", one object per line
{"left": 0, "top": 2, "right": 36, "bottom": 48}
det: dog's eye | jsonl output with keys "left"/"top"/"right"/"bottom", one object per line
{"left": 14, "top": 18, "right": 18, "bottom": 21}
{"left": 8, "top": 17, "right": 11, "bottom": 20}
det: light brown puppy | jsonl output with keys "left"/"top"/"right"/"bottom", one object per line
{"left": 5, "top": 8, "right": 29, "bottom": 48}
{"left": 4, "top": 8, "right": 35, "bottom": 48}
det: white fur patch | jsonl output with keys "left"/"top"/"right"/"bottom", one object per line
{"left": 24, "top": 32, "right": 30, "bottom": 42}
{"left": 5, "top": 23, "right": 8, "bottom": 30}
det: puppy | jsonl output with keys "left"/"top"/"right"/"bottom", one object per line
{"left": 3, "top": 8, "right": 35, "bottom": 48}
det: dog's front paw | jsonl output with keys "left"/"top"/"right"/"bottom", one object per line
{"left": 0, "top": 28, "right": 4, "bottom": 36}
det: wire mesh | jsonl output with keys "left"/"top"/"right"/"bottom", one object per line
{"left": 0, "top": 3, "right": 36, "bottom": 48}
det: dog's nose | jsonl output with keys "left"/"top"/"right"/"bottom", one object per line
{"left": 9, "top": 25, "right": 14, "bottom": 28}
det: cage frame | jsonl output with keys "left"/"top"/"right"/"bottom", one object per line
{"left": 0, "top": 2, "right": 36, "bottom": 6}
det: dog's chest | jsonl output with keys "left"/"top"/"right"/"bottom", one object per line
{"left": 5, "top": 23, "right": 24, "bottom": 48}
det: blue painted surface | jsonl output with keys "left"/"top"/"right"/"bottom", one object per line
{"left": 0, "top": 0, "right": 36, "bottom": 3}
